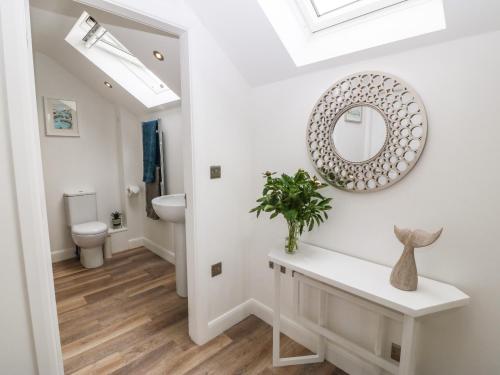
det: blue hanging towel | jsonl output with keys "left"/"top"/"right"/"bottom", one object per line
{"left": 142, "top": 120, "right": 160, "bottom": 183}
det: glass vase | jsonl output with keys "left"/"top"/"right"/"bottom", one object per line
{"left": 285, "top": 221, "right": 300, "bottom": 254}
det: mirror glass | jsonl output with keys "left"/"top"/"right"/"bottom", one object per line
{"left": 332, "top": 105, "right": 387, "bottom": 162}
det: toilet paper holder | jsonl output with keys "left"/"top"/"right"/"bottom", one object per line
{"left": 126, "top": 185, "right": 140, "bottom": 197}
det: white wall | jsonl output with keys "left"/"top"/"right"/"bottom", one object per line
{"left": 188, "top": 33, "right": 254, "bottom": 325}
{"left": 0, "top": 32, "right": 37, "bottom": 374}
{"left": 248, "top": 31, "right": 500, "bottom": 375}
{"left": 116, "top": 107, "right": 144, "bottom": 247}
{"left": 34, "top": 52, "right": 123, "bottom": 254}
{"left": 157, "top": 106, "right": 184, "bottom": 195}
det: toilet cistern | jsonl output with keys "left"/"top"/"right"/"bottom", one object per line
{"left": 64, "top": 190, "right": 108, "bottom": 269}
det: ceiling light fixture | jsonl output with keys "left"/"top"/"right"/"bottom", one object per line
{"left": 153, "top": 50, "right": 164, "bottom": 61}
{"left": 104, "top": 81, "right": 112, "bottom": 88}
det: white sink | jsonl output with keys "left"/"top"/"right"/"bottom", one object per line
{"left": 152, "top": 194, "right": 185, "bottom": 223}
{"left": 152, "top": 194, "right": 187, "bottom": 298}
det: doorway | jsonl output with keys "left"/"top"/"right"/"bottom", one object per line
{"left": 0, "top": 0, "right": 198, "bottom": 373}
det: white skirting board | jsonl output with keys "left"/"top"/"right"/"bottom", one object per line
{"left": 128, "top": 237, "right": 144, "bottom": 249}
{"left": 51, "top": 237, "right": 173, "bottom": 264}
{"left": 51, "top": 228, "right": 140, "bottom": 263}
{"left": 51, "top": 247, "right": 76, "bottom": 263}
{"left": 207, "top": 300, "right": 254, "bottom": 339}
{"left": 142, "top": 237, "right": 176, "bottom": 265}
{"left": 207, "top": 298, "right": 379, "bottom": 375}
{"left": 51, "top": 237, "right": 146, "bottom": 263}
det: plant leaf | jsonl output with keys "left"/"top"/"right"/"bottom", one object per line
{"left": 250, "top": 169, "right": 334, "bottom": 231}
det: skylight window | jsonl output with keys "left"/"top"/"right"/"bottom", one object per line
{"left": 297, "top": 0, "right": 407, "bottom": 32}
{"left": 258, "top": 0, "right": 446, "bottom": 66}
{"left": 65, "top": 12, "right": 179, "bottom": 108}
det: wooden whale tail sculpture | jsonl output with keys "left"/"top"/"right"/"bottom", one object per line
{"left": 390, "top": 226, "right": 443, "bottom": 291}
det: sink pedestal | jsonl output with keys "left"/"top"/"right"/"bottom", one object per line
{"left": 151, "top": 194, "right": 187, "bottom": 298}
{"left": 173, "top": 222, "right": 187, "bottom": 298}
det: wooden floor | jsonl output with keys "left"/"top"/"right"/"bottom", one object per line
{"left": 53, "top": 247, "right": 347, "bottom": 374}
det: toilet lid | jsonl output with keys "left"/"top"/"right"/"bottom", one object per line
{"left": 72, "top": 221, "right": 108, "bottom": 235}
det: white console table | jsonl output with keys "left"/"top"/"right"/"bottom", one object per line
{"left": 269, "top": 243, "right": 469, "bottom": 375}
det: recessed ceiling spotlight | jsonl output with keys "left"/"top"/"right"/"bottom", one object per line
{"left": 104, "top": 81, "right": 112, "bottom": 88}
{"left": 153, "top": 50, "right": 164, "bottom": 61}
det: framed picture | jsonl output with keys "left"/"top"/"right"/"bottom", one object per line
{"left": 344, "top": 106, "right": 363, "bottom": 123}
{"left": 43, "top": 97, "right": 79, "bottom": 137}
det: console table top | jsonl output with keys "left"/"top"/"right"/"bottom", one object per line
{"left": 269, "top": 243, "right": 469, "bottom": 317}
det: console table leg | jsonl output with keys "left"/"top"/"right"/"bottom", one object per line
{"left": 399, "top": 315, "right": 416, "bottom": 375}
{"left": 273, "top": 266, "right": 281, "bottom": 367}
{"left": 317, "top": 290, "right": 327, "bottom": 361}
{"left": 272, "top": 266, "right": 324, "bottom": 367}
{"left": 374, "top": 315, "right": 387, "bottom": 375}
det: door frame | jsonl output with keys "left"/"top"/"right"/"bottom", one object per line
{"left": 0, "top": 1, "right": 199, "bottom": 373}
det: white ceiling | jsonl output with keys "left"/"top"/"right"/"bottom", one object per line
{"left": 186, "top": 0, "right": 500, "bottom": 87}
{"left": 30, "top": 0, "right": 181, "bottom": 115}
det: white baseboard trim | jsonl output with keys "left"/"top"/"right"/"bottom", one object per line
{"left": 52, "top": 238, "right": 173, "bottom": 263}
{"left": 205, "top": 298, "right": 377, "bottom": 375}
{"left": 207, "top": 299, "right": 253, "bottom": 339}
{"left": 143, "top": 237, "right": 175, "bottom": 265}
{"left": 127, "top": 237, "right": 144, "bottom": 250}
{"left": 51, "top": 247, "right": 76, "bottom": 263}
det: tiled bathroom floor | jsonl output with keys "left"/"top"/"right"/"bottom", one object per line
{"left": 53, "top": 247, "right": 346, "bottom": 374}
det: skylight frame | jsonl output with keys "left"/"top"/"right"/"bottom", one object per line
{"left": 65, "top": 11, "right": 179, "bottom": 109}
{"left": 296, "top": 0, "right": 408, "bottom": 32}
{"left": 311, "top": 1, "right": 361, "bottom": 17}
{"left": 257, "top": 0, "right": 446, "bottom": 67}
{"left": 93, "top": 32, "right": 169, "bottom": 95}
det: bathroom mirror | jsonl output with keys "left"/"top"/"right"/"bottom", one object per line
{"left": 307, "top": 72, "right": 427, "bottom": 192}
{"left": 332, "top": 105, "right": 387, "bottom": 163}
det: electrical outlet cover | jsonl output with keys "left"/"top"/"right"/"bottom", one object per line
{"left": 211, "top": 262, "right": 222, "bottom": 277}
{"left": 391, "top": 343, "right": 401, "bottom": 362}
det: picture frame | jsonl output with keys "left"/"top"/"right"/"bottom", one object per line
{"left": 344, "top": 106, "right": 363, "bottom": 123}
{"left": 43, "top": 97, "right": 79, "bottom": 137}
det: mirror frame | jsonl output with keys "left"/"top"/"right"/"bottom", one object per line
{"left": 306, "top": 71, "right": 428, "bottom": 192}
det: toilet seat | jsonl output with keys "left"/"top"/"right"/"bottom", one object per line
{"left": 72, "top": 221, "right": 107, "bottom": 235}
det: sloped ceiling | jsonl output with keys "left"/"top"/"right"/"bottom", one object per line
{"left": 186, "top": 0, "right": 500, "bottom": 86}
{"left": 30, "top": 0, "right": 181, "bottom": 115}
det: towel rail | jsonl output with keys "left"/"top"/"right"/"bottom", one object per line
{"left": 157, "top": 118, "right": 166, "bottom": 196}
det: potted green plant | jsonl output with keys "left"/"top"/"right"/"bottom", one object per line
{"left": 250, "top": 169, "right": 333, "bottom": 254}
{"left": 111, "top": 211, "right": 122, "bottom": 228}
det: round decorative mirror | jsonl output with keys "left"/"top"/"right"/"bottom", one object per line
{"left": 332, "top": 105, "right": 388, "bottom": 163}
{"left": 307, "top": 72, "right": 427, "bottom": 192}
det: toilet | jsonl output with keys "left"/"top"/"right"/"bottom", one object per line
{"left": 64, "top": 190, "right": 108, "bottom": 268}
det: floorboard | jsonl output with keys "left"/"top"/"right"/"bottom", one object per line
{"left": 54, "top": 247, "right": 348, "bottom": 374}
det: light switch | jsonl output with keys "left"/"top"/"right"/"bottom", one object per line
{"left": 210, "top": 165, "right": 221, "bottom": 179}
